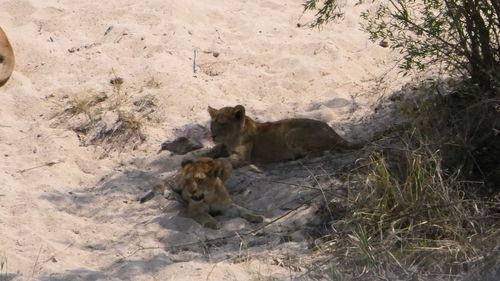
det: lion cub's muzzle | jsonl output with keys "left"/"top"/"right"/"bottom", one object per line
{"left": 211, "top": 134, "right": 220, "bottom": 142}
{"left": 190, "top": 193, "right": 205, "bottom": 202}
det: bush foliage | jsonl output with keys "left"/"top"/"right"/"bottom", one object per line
{"left": 304, "top": 0, "right": 500, "bottom": 93}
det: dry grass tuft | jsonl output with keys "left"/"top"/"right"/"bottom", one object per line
{"left": 315, "top": 134, "right": 499, "bottom": 280}
{"left": 308, "top": 79, "right": 499, "bottom": 280}
{"left": 50, "top": 73, "right": 156, "bottom": 157}
{"left": 0, "top": 252, "right": 8, "bottom": 281}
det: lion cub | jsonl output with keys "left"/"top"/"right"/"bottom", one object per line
{"left": 0, "top": 27, "right": 15, "bottom": 87}
{"left": 205, "top": 105, "right": 364, "bottom": 167}
{"left": 141, "top": 157, "right": 264, "bottom": 229}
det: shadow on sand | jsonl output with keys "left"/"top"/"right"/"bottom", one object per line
{"left": 35, "top": 96, "right": 404, "bottom": 280}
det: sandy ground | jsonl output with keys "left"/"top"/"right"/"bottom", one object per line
{"left": 1, "top": 0, "right": 410, "bottom": 280}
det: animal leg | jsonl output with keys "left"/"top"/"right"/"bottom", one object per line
{"left": 189, "top": 204, "right": 219, "bottom": 229}
{"left": 226, "top": 204, "right": 264, "bottom": 223}
{"left": 286, "top": 127, "right": 341, "bottom": 157}
{"left": 284, "top": 128, "right": 311, "bottom": 158}
{"left": 202, "top": 143, "right": 229, "bottom": 158}
{"left": 227, "top": 143, "right": 253, "bottom": 168}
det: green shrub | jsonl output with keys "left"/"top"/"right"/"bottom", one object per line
{"left": 303, "top": 0, "right": 500, "bottom": 93}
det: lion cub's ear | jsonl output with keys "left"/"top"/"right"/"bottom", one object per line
{"left": 232, "top": 105, "right": 245, "bottom": 121}
{"left": 207, "top": 106, "right": 217, "bottom": 118}
{"left": 209, "top": 160, "right": 232, "bottom": 181}
{"left": 209, "top": 162, "right": 225, "bottom": 178}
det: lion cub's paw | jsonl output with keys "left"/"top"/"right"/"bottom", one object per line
{"left": 247, "top": 214, "right": 265, "bottom": 223}
{"left": 204, "top": 220, "right": 220, "bottom": 230}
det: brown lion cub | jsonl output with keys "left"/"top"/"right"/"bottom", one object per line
{"left": 141, "top": 157, "right": 264, "bottom": 229}
{"left": 206, "top": 105, "right": 364, "bottom": 167}
{"left": 0, "top": 27, "right": 15, "bottom": 87}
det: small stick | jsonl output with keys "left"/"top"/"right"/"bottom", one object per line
{"left": 17, "top": 160, "right": 64, "bottom": 174}
{"left": 193, "top": 48, "right": 198, "bottom": 73}
{"left": 104, "top": 26, "right": 113, "bottom": 36}
{"left": 31, "top": 245, "right": 42, "bottom": 278}
{"left": 299, "top": 161, "right": 334, "bottom": 219}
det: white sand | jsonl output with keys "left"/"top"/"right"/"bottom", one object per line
{"left": 1, "top": 0, "right": 409, "bottom": 280}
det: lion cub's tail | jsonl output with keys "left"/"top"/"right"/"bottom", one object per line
{"left": 0, "top": 27, "right": 15, "bottom": 87}
{"left": 338, "top": 138, "right": 366, "bottom": 150}
{"left": 336, "top": 129, "right": 388, "bottom": 150}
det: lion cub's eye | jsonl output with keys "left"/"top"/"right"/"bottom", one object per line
{"left": 195, "top": 178, "right": 204, "bottom": 183}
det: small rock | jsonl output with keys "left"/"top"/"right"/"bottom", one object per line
{"left": 159, "top": 124, "right": 212, "bottom": 154}
{"left": 379, "top": 40, "right": 389, "bottom": 48}
{"left": 160, "top": 137, "right": 202, "bottom": 155}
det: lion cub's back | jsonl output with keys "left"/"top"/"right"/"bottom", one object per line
{"left": 252, "top": 118, "right": 338, "bottom": 162}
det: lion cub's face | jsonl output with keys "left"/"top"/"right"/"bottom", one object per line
{"left": 207, "top": 105, "right": 246, "bottom": 144}
{"left": 179, "top": 157, "right": 225, "bottom": 202}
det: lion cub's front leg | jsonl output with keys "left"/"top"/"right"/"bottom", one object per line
{"left": 188, "top": 200, "right": 220, "bottom": 229}
{"left": 226, "top": 143, "right": 253, "bottom": 168}
{"left": 213, "top": 181, "right": 264, "bottom": 224}
{"left": 203, "top": 143, "right": 250, "bottom": 169}
{"left": 202, "top": 143, "right": 229, "bottom": 158}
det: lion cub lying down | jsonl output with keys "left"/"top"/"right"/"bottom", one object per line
{"left": 206, "top": 105, "right": 364, "bottom": 167}
{"left": 141, "top": 157, "right": 264, "bottom": 229}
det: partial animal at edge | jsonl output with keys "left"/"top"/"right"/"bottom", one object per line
{"left": 0, "top": 27, "right": 15, "bottom": 88}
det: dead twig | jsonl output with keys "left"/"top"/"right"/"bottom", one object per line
{"left": 299, "top": 161, "right": 334, "bottom": 220}
{"left": 193, "top": 48, "right": 198, "bottom": 73}
{"left": 31, "top": 246, "right": 43, "bottom": 278}
{"left": 17, "top": 160, "right": 64, "bottom": 174}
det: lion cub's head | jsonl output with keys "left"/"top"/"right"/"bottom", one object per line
{"left": 207, "top": 105, "right": 246, "bottom": 144}
{"left": 177, "top": 157, "right": 231, "bottom": 202}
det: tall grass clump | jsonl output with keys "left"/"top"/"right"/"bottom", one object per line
{"left": 331, "top": 134, "right": 497, "bottom": 278}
